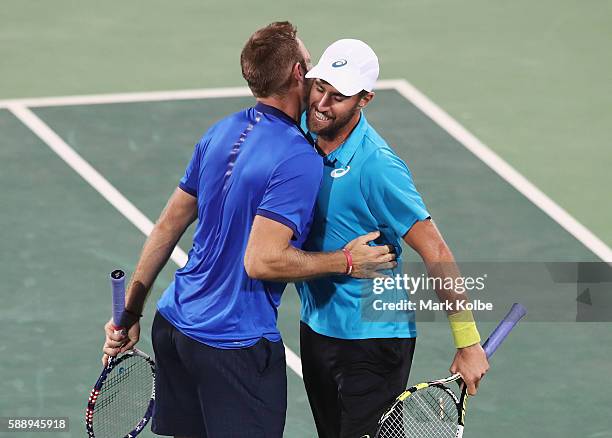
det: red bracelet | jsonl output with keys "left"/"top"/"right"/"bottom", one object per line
{"left": 342, "top": 248, "right": 353, "bottom": 275}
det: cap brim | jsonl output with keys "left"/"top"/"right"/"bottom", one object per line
{"left": 305, "top": 64, "right": 364, "bottom": 97}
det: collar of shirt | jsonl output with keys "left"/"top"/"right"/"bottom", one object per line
{"left": 322, "top": 112, "right": 369, "bottom": 168}
{"left": 255, "top": 102, "right": 314, "bottom": 145}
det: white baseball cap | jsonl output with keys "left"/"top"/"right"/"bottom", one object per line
{"left": 305, "top": 39, "right": 379, "bottom": 97}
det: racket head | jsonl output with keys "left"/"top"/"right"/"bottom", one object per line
{"left": 85, "top": 349, "right": 156, "bottom": 438}
{"left": 376, "top": 303, "right": 527, "bottom": 438}
{"left": 375, "top": 376, "right": 467, "bottom": 438}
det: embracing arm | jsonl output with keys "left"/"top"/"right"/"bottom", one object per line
{"left": 244, "top": 215, "right": 395, "bottom": 282}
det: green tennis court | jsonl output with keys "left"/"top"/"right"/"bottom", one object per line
{"left": 1, "top": 2, "right": 611, "bottom": 437}
{"left": 1, "top": 86, "right": 610, "bottom": 437}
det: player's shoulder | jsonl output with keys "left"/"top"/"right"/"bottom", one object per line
{"left": 195, "top": 107, "right": 266, "bottom": 144}
{"left": 273, "top": 129, "right": 322, "bottom": 173}
{"left": 362, "top": 122, "right": 389, "bottom": 149}
{"left": 195, "top": 112, "right": 235, "bottom": 145}
{"left": 245, "top": 107, "right": 314, "bottom": 150}
{"left": 282, "top": 140, "right": 323, "bottom": 170}
{"left": 276, "top": 122, "right": 316, "bottom": 154}
{"left": 360, "top": 123, "right": 402, "bottom": 166}
{"left": 201, "top": 106, "right": 259, "bottom": 132}
{"left": 269, "top": 119, "right": 320, "bottom": 160}
{"left": 210, "top": 108, "right": 252, "bottom": 133}
{"left": 287, "top": 125, "right": 316, "bottom": 150}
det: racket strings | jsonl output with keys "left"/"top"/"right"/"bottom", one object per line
{"left": 378, "top": 386, "right": 459, "bottom": 438}
{"left": 95, "top": 360, "right": 140, "bottom": 411}
{"left": 93, "top": 355, "right": 153, "bottom": 438}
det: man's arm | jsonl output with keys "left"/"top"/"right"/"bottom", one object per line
{"left": 102, "top": 188, "right": 197, "bottom": 361}
{"left": 126, "top": 187, "right": 198, "bottom": 313}
{"left": 403, "top": 218, "right": 489, "bottom": 395}
{"left": 244, "top": 215, "right": 396, "bottom": 282}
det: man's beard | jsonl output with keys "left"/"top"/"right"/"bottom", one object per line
{"left": 307, "top": 103, "right": 360, "bottom": 140}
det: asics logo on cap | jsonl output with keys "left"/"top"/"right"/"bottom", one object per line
{"left": 330, "top": 166, "right": 350, "bottom": 178}
{"left": 331, "top": 59, "right": 348, "bottom": 68}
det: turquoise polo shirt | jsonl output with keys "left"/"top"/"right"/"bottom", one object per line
{"left": 296, "top": 112, "right": 430, "bottom": 339}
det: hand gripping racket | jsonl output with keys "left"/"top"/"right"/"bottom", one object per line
{"left": 375, "top": 303, "right": 527, "bottom": 438}
{"left": 85, "top": 270, "right": 156, "bottom": 438}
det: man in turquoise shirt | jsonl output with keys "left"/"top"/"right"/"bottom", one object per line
{"left": 296, "top": 39, "right": 489, "bottom": 438}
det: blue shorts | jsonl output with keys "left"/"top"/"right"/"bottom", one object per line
{"left": 151, "top": 312, "right": 287, "bottom": 437}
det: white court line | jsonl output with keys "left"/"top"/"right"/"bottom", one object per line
{"left": 6, "top": 103, "right": 305, "bottom": 377}
{"left": 0, "top": 79, "right": 401, "bottom": 109}
{"left": 285, "top": 345, "right": 303, "bottom": 379}
{"left": 393, "top": 79, "right": 612, "bottom": 263}
{"left": 0, "top": 87, "right": 252, "bottom": 109}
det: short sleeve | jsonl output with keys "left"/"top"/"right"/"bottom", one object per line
{"left": 361, "top": 148, "right": 430, "bottom": 238}
{"left": 178, "top": 142, "right": 200, "bottom": 197}
{"left": 257, "top": 151, "right": 323, "bottom": 239}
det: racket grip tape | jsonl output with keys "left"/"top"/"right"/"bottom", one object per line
{"left": 482, "top": 303, "right": 527, "bottom": 359}
{"left": 110, "top": 270, "right": 126, "bottom": 328}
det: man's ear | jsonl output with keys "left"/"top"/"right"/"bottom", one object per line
{"left": 358, "top": 91, "right": 375, "bottom": 108}
{"left": 292, "top": 62, "right": 304, "bottom": 84}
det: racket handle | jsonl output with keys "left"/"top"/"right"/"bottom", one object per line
{"left": 110, "top": 270, "right": 126, "bottom": 327}
{"left": 483, "top": 303, "right": 527, "bottom": 359}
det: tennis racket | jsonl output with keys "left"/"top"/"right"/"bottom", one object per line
{"left": 375, "top": 303, "right": 527, "bottom": 438}
{"left": 85, "top": 270, "right": 156, "bottom": 438}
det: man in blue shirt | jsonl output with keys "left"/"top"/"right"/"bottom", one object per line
{"left": 101, "top": 25, "right": 396, "bottom": 438}
{"left": 297, "top": 39, "right": 490, "bottom": 438}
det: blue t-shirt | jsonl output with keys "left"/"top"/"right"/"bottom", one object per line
{"left": 296, "top": 113, "right": 430, "bottom": 339}
{"left": 157, "top": 102, "right": 323, "bottom": 349}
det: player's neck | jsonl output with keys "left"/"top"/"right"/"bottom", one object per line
{"left": 316, "top": 112, "right": 361, "bottom": 156}
{"left": 257, "top": 96, "right": 300, "bottom": 123}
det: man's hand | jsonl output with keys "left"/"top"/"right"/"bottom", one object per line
{"left": 102, "top": 318, "right": 140, "bottom": 367}
{"left": 449, "top": 343, "right": 489, "bottom": 395}
{"left": 345, "top": 231, "right": 397, "bottom": 278}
